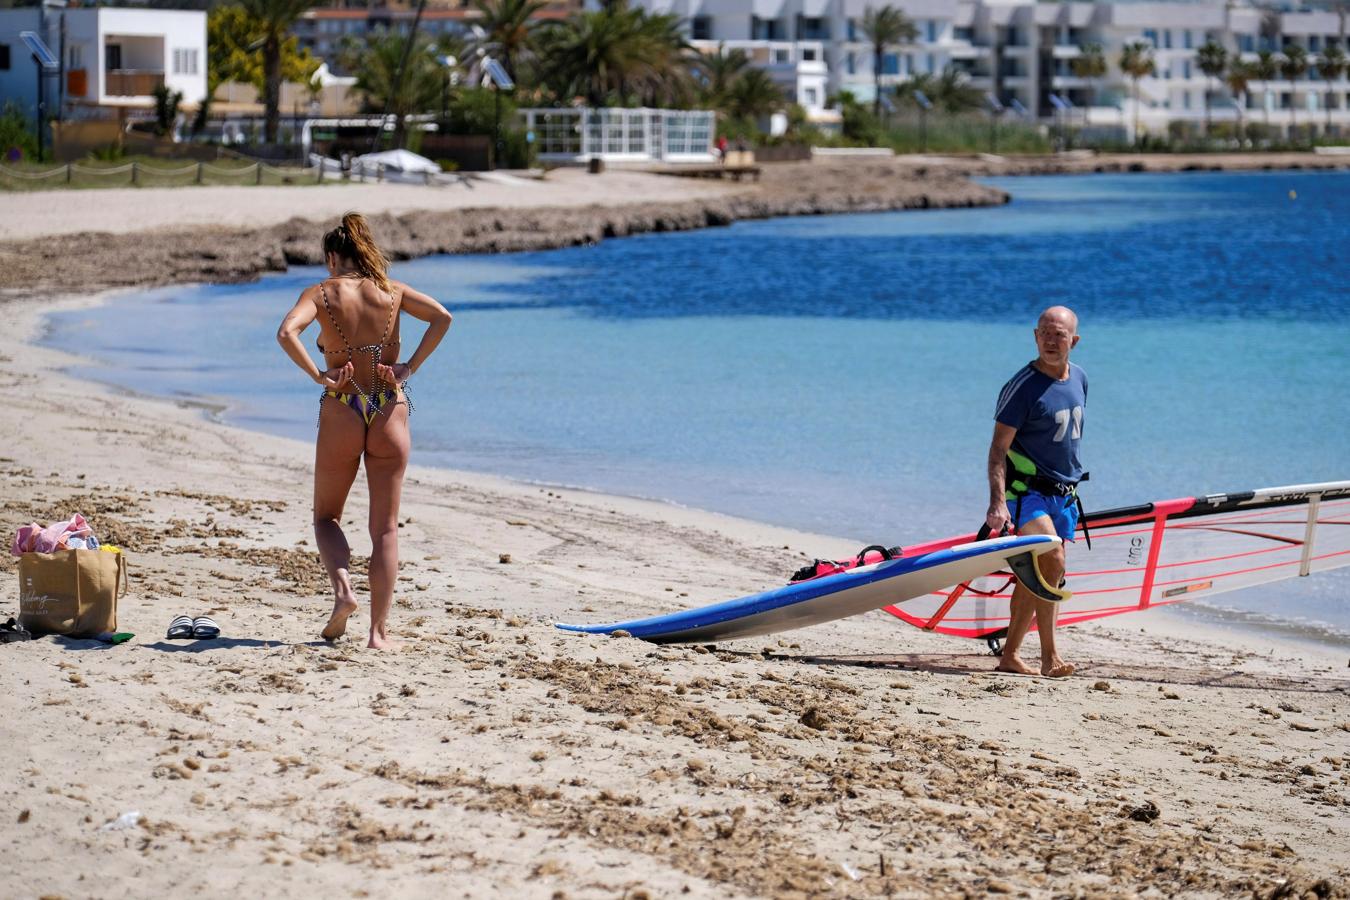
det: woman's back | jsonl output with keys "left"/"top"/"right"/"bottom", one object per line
{"left": 316, "top": 275, "right": 402, "bottom": 393}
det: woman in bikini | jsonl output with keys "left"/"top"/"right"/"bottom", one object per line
{"left": 276, "top": 213, "right": 452, "bottom": 648}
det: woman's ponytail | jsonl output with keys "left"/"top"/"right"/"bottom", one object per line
{"left": 322, "top": 212, "right": 391, "bottom": 292}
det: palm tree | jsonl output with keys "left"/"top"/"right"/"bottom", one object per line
{"left": 727, "top": 68, "right": 786, "bottom": 121}
{"left": 860, "top": 5, "right": 918, "bottom": 118}
{"left": 1071, "top": 43, "right": 1107, "bottom": 110}
{"left": 1254, "top": 49, "right": 1278, "bottom": 129}
{"left": 1320, "top": 47, "right": 1348, "bottom": 136}
{"left": 696, "top": 44, "right": 750, "bottom": 110}
{"left": 631, "top": 10, "right": 697, "bottom": 107}
{"left": 1225, "top": 58, "right": 1252, "bottom": 144}
{"left": 1195, "top": 39, "right": 1227, "bottom": 137}
{"left": 347, "top": 32, "right": 444, "bottom": 149}
{"left": 1119, "top": 41, "right": 1156, "bottom": 147}
{"left": 899, "top": 66, "right": 982, "bottom": 113}
{"left": 472, "top": 0, "right": 549, "bottom": 84}
{"left": 1281, "top": 43, "right": 1309, "bottom": 135}
{"left": 539, "top": 5, "right": 692, "bottom": 107}
{"left": 235, "top": 0, "right": 313, "bottom": 144}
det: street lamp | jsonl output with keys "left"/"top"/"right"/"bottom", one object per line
{"left": 480, "top": 55, "right": 514, "bottom": 169}
{"left": 436, "top": 54, "right": 457, "bottom": 124}
{"left": 912, "top": 88, "right": 932, "bottom": 152}
{"left": 1048, "top": 92, "right": 1072, "bottom": 151}
{"left": 985, "top": 91, "right": 1004, "bottom": 153}
{"left": 20, "top": 31, "right": 59, "bottom": 161}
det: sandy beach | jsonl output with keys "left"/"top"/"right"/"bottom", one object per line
{"left": 1, "top": 161, "right": 1348, "bottom": 897}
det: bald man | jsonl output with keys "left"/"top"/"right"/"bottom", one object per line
{"left": 986, "top": 306, "right": 1086, "bottom": 677}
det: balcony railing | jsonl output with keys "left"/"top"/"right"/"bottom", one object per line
{"left": 106, "top": 70, "right": 164, "bottom": 97}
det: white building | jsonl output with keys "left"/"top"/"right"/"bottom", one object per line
{"left": 626, "top": 0, "right": 1350, "bottom": 136}
{"left": 0, "top": 6, "right": 207, "bottom": 125}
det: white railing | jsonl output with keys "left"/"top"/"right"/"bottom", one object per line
{"left": 519, "top": 108, "right": 716, "bottom": 163}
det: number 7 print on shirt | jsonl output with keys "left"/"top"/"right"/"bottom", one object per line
{"left": 1053, "top": 406, "right": 1083, "bottom": 442}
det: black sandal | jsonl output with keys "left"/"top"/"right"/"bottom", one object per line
{"left": 167, "top": 615, "right": 194, "bottom": 640}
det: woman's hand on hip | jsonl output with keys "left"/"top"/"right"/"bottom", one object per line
{"left": 378, "top": 362, "right": 412, "bottom": 387}
{"left": 316, "top": 362, "right": 354, "bottom": 389}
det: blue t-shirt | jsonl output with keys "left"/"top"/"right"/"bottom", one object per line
{"left": 994, "top": 362, "right": 1088, "bottom": 484}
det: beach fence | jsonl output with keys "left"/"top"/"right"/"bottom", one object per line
{"left": 0, "top": 159, "right": 326, "bottom": 190}
{"left": 518, "top": 108, "right": 716, "bottom": 164}
{"left": 0, "top": 156, "right": 473, "bottom": 190}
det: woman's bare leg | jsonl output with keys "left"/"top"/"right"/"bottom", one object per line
{"left": 314, "top": 401, "right": 365, "bottom": 640}
{"left": 363, "top": 402, "right": 410, "bottom": 649}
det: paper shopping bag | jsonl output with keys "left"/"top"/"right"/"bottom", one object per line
{"left": 18, "top": 549, "right": 128, "bottom": 637}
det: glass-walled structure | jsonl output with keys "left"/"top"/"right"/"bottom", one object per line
{"left": 519, "top": 108, "right": 716, "bottom": 163}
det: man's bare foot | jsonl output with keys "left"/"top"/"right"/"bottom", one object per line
{"left": 995, "top": 654, "right": 1036, "bottom": 675}
{"left": 321, "top": 593, "right": 358, "bottom": 642}
{"left": 1041, "top": 659, "right": 1075, "bottom": 678}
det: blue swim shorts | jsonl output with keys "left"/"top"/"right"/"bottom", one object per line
{"left": 1013, "top": 491, "right": 1079, "bottom": 542}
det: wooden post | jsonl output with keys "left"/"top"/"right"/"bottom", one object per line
{"left": 255, "top": 162, "right": 263, "bottom": 185}
{"left": 131, "top": 161, "right": 138, "bottom": 186}
{"left": 196, "top": 162, "right": 204, "bottom": 185}
{"left": 66, "top": 164, "right": 72, "bottom": 185}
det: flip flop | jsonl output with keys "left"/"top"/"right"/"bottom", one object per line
{"left": 167, "top": 615, "right": 194, "bottom": 640}
{"left": 191, "top": 616, "right": 220, "bottom": 640}
{"left": 0, "top": 618, "right": 32, "bottom": 644}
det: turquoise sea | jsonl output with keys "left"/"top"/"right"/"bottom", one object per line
{"left": 45, "top": 171, "right": 1350, "bottom": 644}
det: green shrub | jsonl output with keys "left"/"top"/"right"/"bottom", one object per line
{"left": 444, "top": 87, "right": 517, "bottom": 137}
{"left": 89, "top": 143, "right": 127, "bottom": 162}
{"left": 498, "top": 127, "right": 533, "bottom": 169}
{"left": 860, "top": 113, "right": 1052, "bottom": 154}
{"left": 0, "top": 101, "right": 39, "bottom": 163}
{"left": 152, "top": 84, "right": 183, "bottom": 137}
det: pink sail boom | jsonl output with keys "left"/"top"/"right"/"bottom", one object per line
{"left": 882, "top": 481, "right": 1350, "bottom": 639}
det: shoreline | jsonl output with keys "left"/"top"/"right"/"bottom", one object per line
{"left": 4, "top": 166, "right": 1349, "bottom": 896}
{"left": 45, "top": 285, "right": 1350, "bottom": 656}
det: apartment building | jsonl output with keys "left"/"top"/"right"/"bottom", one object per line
{"left": 0, "top": 6, "right": 207, "bottom": 122}
{"left": 632, "top": 0, "right": 1350, "bottom": 136}
{"left": 293, "top": 4, "right": 572, "bottom": 75}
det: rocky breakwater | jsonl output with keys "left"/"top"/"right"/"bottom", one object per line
{"left": 0, "top": 160, "right": 1005, "bottom": 296}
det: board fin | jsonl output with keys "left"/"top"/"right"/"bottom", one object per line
{"left": 1007, "top": 551, "right": 1071, "bottom": 603}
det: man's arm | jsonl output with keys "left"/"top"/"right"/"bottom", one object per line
{"left": 986, "top": 422, "right": 1018, "bottom": 533}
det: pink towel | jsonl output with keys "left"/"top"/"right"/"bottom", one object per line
{"left": 11, "top": 523, "right": 42, "bottom": 556}
{"left": 32, "top": 514, "right": 93, "bottom": 554}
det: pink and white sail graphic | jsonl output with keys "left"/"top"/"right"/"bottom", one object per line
{"left": 883, "top": 481, "right": 1350, "bottom": 639}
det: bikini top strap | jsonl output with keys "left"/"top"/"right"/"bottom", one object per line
{"left": 375, "top": 283, "right": 398, "bottom": 348}
{"left": 318, "top": 281, "right": 352, "bottom": 353}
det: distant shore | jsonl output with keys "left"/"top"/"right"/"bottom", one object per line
{"left": 0, "top": 160, "right": 1003, "bottom": 296}
{"left": 5, "top": 150, "right": 1347, "bottom": 300}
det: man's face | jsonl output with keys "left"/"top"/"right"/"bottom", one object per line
{"left": 1034, "top": 319, "right": 1079, "bottom": 366}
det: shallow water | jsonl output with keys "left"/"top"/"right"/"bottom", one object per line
{"left": 46, "top": 171, "right": 1350, "bottom": 644}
